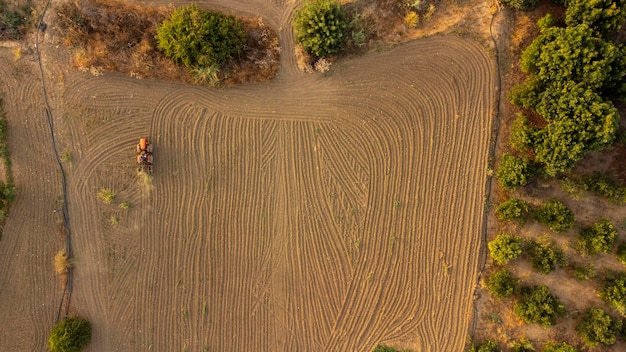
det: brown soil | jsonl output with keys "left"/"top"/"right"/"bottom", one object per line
{"left": 0, "top": 0, "right": 496, "bottom": 350}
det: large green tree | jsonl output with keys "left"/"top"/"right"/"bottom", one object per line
{"left": 565, "top": 0, "right": 626, "bottom": 38}
{"left": 293, "top": 0, "right": 348, "bottom": 58}
{"left": 48, "top": 317, "right": 92, "bottom": 352}
{"left": 156, "top": 4, "right": 246, "bottom": 69}
{"left": 520, "top": 24, "right": 626, "bottom": 95}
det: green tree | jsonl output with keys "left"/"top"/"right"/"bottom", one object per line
{"left": 496, "top": 153, "right": 534, "bottom": 190}
{"left": 496, "top": 197, "right": 531, "bottom": 223}
{"left": 565, "top": 0, "right": 626, "bottom": 38}
{"left": 519, "top": 24, "right": 626, "bottom": 95}
{"left": 511, "top": 338, "right": 534, "bottom": 352}
{"left": 48, "top": 317, "right": 92, "bottom": 352}
{"left": 534, "top": 199, "right": 575, "bottom": 232}
{"left": 579, "top": 218, "right": 618, "bottom": 254}
{"left": 486, "top": 268, "right": 519, "bottom": 298}
{"left": 529, "top": 240, "right": 565, "bottom": 275}
{"left": 514, "top": 285, "right": 565, "bottom": 327}
{"left": 293, "top": 0, "right": 348, "bottom": 58}
{"left": 488, "top": 233, "right": 523, "bottom": 265}
{"left": 156, "top": 4, "right": 246, "bottom": 69}
{"left": 599, "top": 273, "right": 626, "bottom": 315}
{"left": 500, "top": 0, "right": 540, "bottom": 11}
{"left": 469, "top": 340, "right": 500, "bottom": 352}
{"left": 542, "top": 341, "right": 578, "bottom": 352}
{"left": 576, "top": 307, "right": 623, "bottom": 346}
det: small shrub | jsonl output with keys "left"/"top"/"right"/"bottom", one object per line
{"left": 469, "top": 340, "right": 500, "bottom": 352}
{"left": 293, "top": 0, "right": 348, "bottom": 58}
{"left": 534, "top": 199, "right": 575, "bottom": 232}
{"left": 108, "top": 215, "right": 118, "bottom": 226}
{"left": 511, "top": 338, "right": 534, "bottom": 352}
{"left": 514, "top": 285, "right": 565, "bottom": 327}
{"left": 599, "top": 273, "right": 626, "bottom": 315}
{"left": 496, "top": 153, "right": 534, "bottom": 190}
{"left": 584, "top": 173, "right": 626, "bottom": 205}
{"left": 486, "top": 268, "right": 519, "bottom": 298}
{"left": 560, "top": 177, "right": 586, "bottom": 200}
{"left": 529, "top": 240, "right": 565, "bottom": 274}
{"left": 61, "top": 150, "right": 73, "bottom": 163}
{"left": 97, "top": 189, "right": 115, "bottom": 204}
{"left": 542, "top": 341, "right": 577, "bottom": 352}
{"left": 372, "top": 345, "right": 407, "bottom": 352}
{"left": 488, "top": 233, "right": 523, "bottom": 265}
{"left": 617, "top": 243, "right": 626, "bottom": 265}
{"left": 496, "top": 197, "right": 530, "bottom": 223}
{"left": 579, "top": 219, "right": 618, "bottom": 255}
{"left": 501, "top": 0, "right": 540, "bottom": 10}
{"left": 573, "top": 263, "right": 597, "bottom": 281}
{"left": 48, "top": 317, "right": 92, "bottom": 352}
{"left": 54, "top": 249, "right": 71, "bottom": 275}
{"left": 404, "top": 11, "right": 419, "bottom": 28}
{"left": 576, "top": 307, "right": 623, "bottom": 346}
{"left": 118, "top": 201, "right": 131, "bottom": 209}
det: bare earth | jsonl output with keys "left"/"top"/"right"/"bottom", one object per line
{"left": 0, "top": 0, "right": 496, "bottom": 351}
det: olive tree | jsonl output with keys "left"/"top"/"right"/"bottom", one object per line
{"left": 496, "top": 153, "right": 534, "bottom": 190}
{"left": 293, "top": 0, "right": 348, "bottom": 58}
{"left": 578, "top": 218, "right": 618, "bottom": 255}
{"left": 488, "top": 233, "right": 523, "bottom": 265}
{"left": 576, "top": 307, "right": 623, "bottom": 346}
{"left": 156, "top": 4, "right": 246, "bottom": 69}
{"left": 514, "top": 285, "right": 565, "bottom": 327}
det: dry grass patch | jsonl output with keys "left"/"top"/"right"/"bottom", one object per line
{"left": 54, "top": 249, "right": 72, "bottom": 275}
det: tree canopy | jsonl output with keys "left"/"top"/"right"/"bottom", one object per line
{"left": 48, "top": 317, "right": 92, "bottom": 352}
{"left": 576, "top": 307, "right": 623, "bottom": 346}
{"left": 565, "top": 0, "right": 626, "bottom": 38}
{"left": 156, "top": 4, "right": 246, "bottom": 69}
{"left": 514, "top": 285, "right": 565, "bottom": 327}
{"left": 293, "top": 0, "right": 348, "bottom": 58}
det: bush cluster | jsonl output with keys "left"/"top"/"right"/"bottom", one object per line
{"left": 617, "top": 243, "right": 626, "bottom": 265}
{"left": 469, "top": 340, "right": 500, "bottom": 352}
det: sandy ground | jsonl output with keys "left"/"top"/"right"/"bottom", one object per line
{"left": 0, "top": 0, "right": 496, "bottom": 350}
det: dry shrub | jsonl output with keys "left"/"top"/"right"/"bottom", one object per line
{"left": 511, "top": 15, "right": 533, "bottom": 50}
{"left": 404, "top": 11, "right": 419, "bottom": 28}
{"left": 294, "top": 44, "right": 314, "bottom": 73}
{"left": 54, "top": 249, "right": 71, "bottom": 275}
{"left": 314, "top": 58, "right": 332, "bottom": 72}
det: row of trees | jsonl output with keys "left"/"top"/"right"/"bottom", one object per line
{"left": 496, "top": 0, "right": 626, "bottom": 186}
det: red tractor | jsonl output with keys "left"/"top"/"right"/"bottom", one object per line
{"left": 137, "top": 137, "right": 153, "bottom": 173}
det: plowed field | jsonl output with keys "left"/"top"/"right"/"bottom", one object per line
{"left": 0, "top": 1, "right": 495, "bottom": 351}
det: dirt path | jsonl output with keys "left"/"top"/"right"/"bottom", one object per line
{"left": 0, "top": 1, "right": 495, "bottom": 351}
